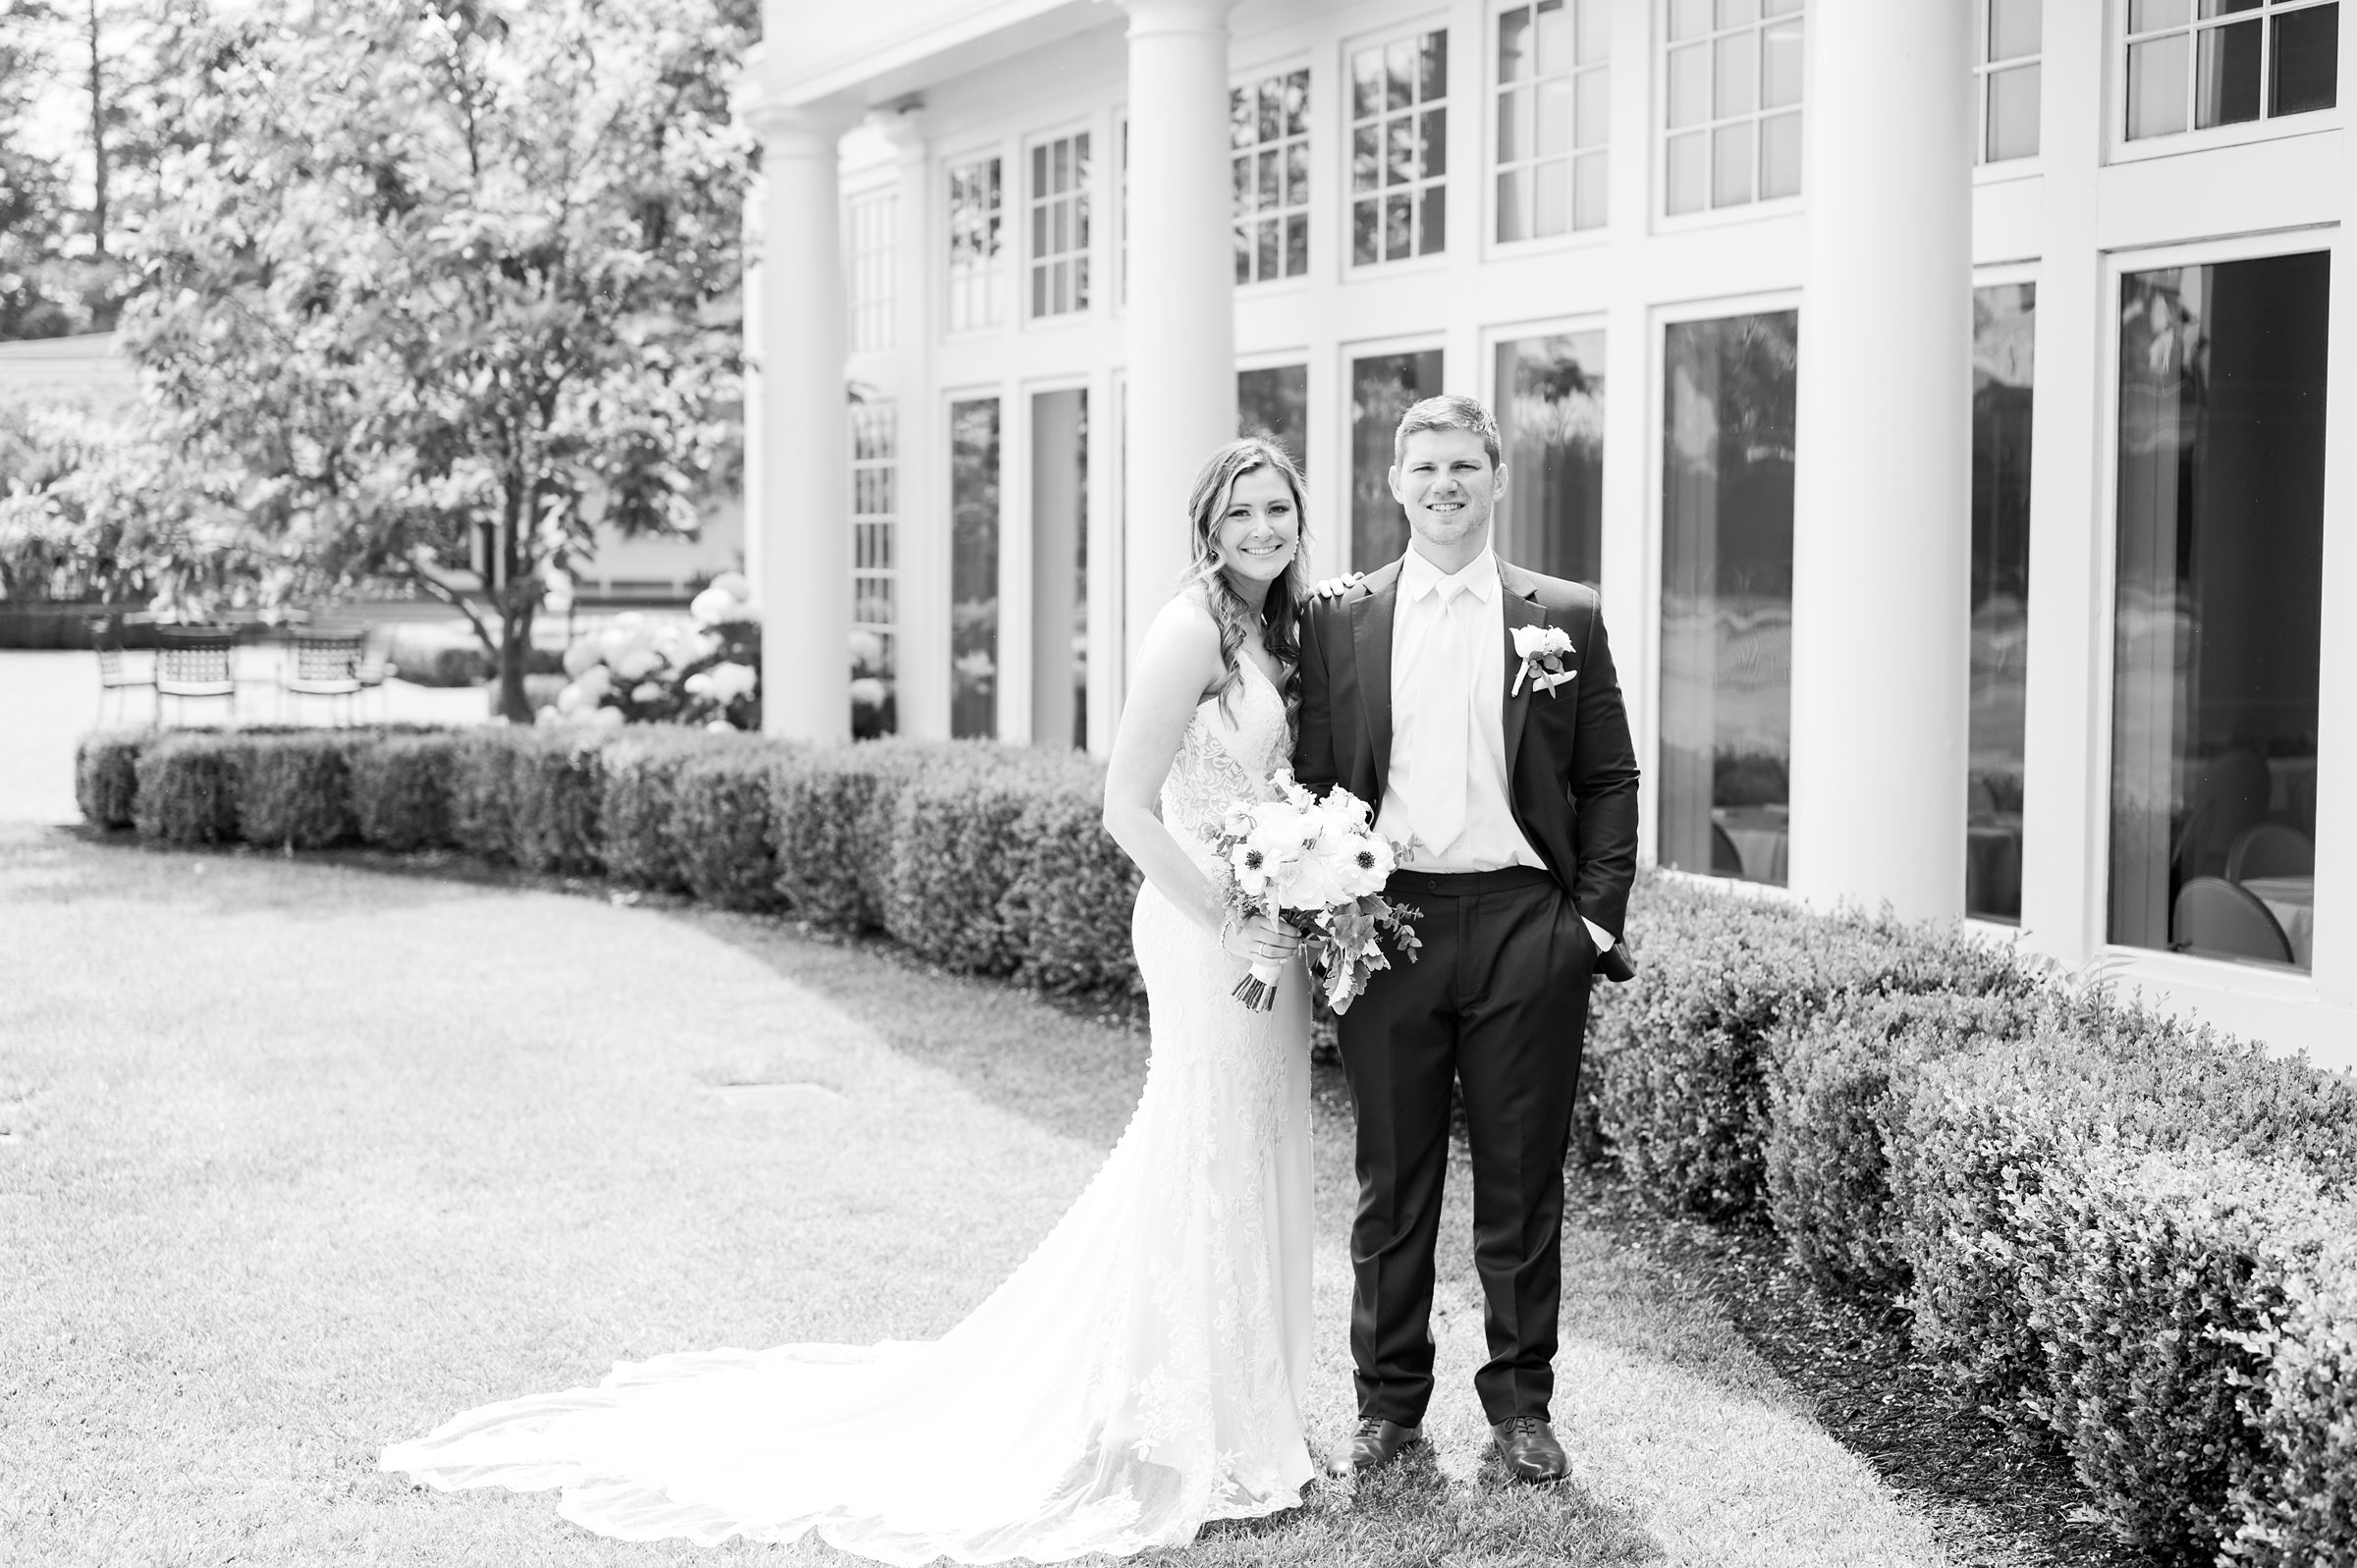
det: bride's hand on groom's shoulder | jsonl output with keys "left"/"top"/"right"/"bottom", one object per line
{"left": 1309, "top": 572, "right": 1364, "bottom": 601}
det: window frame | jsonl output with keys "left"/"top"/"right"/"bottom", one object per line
{"left": 1343, "top": 19, "right": 1455, "bottom": 272}
{"left": 1972, "top": 0, "right": 2044, "bottom": 173}
{"left": 1339, "top": 331, "right": 1449, "bottom": 571}
{"left": 849, "top": 393, "right": 901, "bottom": 691}
{"left": 847, "top": 184, "right": 900, "bottom": 356}
{"left": 943, "top": 148, "right": 1008, "bottom": 338}
{"left": 1488, "top": 0, "right": 1613, "bottom": 256}
{"left": 1636, "top": 286, "right": 1805, "bottom": 878}
{"left": 2107, "top": 0, "right": 2343, "bottom": 164}
{"left": 1651, "top": 0, "right": 1810, "bottom": 232}
{"left": 1021, "top": 123, "right": 1096, "bottom": 326}
{"left": 2084, "top": 225, "right": 2339, "bottom": 988}
{"left": 1230, "top": 61, "right": 1315, "bottom": 289}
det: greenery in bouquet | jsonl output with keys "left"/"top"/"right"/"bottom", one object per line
{"left": 544, "top": 573, "right": 761, "bottom": 731}
{"left": 1215, "top": 773, "right": 1421, "bottom": 1013}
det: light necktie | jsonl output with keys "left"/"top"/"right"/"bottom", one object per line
{"left": 1418, "top": 579, "right": 1472, "bottom": 856}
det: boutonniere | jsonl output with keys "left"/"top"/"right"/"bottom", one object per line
{"left": 1510, "top": 624, "right": 1577, "bottom": 698}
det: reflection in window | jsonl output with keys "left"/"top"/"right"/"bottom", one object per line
{"left": 1350, "top": 29, "right": 1449, "bottom": 265}
{"left": 950, "top": 398, "right": 1002, "bottom": 739}
{"left": 1349, "top": 349, "right": 1444, "bottom": 568}
{"left": 1238, "top": 363, "right": 1308, "bottom": 474}
{"left": 1663, "top": 0, "right": 1805, "bottom": 216}
{"left": 948, "top": 158, "right": 1004, "bottom": 333}
{"left": 1975, "top": 0, "right": 2042, "bottom": 163}
{"left": 2111, "top": 252, "right": 2326, "bottom": 972}
{"left": 1028, "top": 134, "right": 1091, "bottom": 319}
{"left": 1233, "top": 70, "right": 1310, "bottom": 284}
{"left": 1496, "top": 0, "right": 1609, "bottom": 242}
{"left": 1968, "top": 285, "right": 2034, "bottom": 921}
{"left": 1494, "top": 331, "right": 1603, "bottom": 586}
{"left": 850, "top": 397, "right": 899, "bottom": 738}
{"left": 1659, "top": 311, "right": 1798, "bottom": 886}
{"left": 1031, "top": 389, "right": 1088, "bottom": 750}
{"left": 2124, "top": 0, "right": 2337, "bottom": 140}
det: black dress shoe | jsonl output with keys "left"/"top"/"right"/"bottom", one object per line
{"left": 1490, "top": 1415, "right": 1567, "bottom": 1483}
{"left": 1332, "top": 1417, "right": 1423, "bottom": 1475}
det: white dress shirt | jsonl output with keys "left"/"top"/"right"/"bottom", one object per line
{"left": 1375, "top": 545, "right": 1546, "bottom": 874}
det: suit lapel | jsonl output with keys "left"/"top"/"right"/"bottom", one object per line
{"left": 1498, "top": 561, "right": 1547, "bottom": 784}
{"left": 1349, "top": 564, "right": 1400, "bottom": 791}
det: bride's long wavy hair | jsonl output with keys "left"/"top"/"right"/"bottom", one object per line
{"left": 1181, "top": 437, "right": 1311, "bottom": 735}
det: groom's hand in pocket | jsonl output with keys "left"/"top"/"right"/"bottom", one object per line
{"left": 1309, "top": 572, "right": 1364, "bottom": 600}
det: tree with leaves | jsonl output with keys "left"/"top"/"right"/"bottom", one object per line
{"left": 122, "top": 0, "right": 752, "bottom": 718}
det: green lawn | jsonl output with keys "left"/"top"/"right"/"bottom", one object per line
{"left": 0, "top": 824, "right": 1954, "bottom": 1566}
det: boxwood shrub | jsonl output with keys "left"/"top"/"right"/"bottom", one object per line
{"left": 670, "top": 748, "right": 787, "bottom": 911}
{"left": 998, "top": 767, "right": 1144, "bottom": 995}
{"left": 74, "top": 731, "right": 151, "bottom": 830}
{"left": 236, "top": 732, "right": 364, "bottom": 850}
{"left": 351, "top": 733, "right": 460, "bottom": 851}
{"left": 768, "top": 739, "right": 957, "bottom": 929}
{"left": 600, "top": 732, "right": 722, "bottom": 892}
{"left": 131, "top": 732, "right": 246, "bottom": 844}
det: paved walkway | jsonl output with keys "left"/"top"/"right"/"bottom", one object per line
{"left": 0, "top": 825, "right": 1963, "bottom": 1566}
{"left": 0, "top": 649, "right": 492, "bottom": 824}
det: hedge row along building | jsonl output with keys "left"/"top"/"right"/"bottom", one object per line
{"left": 740, "top": 0, "right": 2352, "bottom": 1064}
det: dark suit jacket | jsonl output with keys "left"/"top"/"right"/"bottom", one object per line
{"left": 1292, "top": 556, "right": 1642, "bottom": 940}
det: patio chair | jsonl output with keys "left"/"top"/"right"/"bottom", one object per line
{"left": 2170, "top": 876, "right": 2294, "bottom": 965}
{"left": 88, "top": 622, "right": 155, "bottom": 727}
{"left": 278, "top": 629, "right": 366, "bottom": 726}
{"left": 155, "top": 625, "right": 240, "bottom": 726}
{"left": 2224, "top": 821, "right": 2315, "bottom": 883}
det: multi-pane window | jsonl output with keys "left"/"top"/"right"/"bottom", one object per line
{"left": 850, "top": 398, "right": 898, "bottom": 736}
{"left": 1027, "top": 133, "right": 1091, "bottom": 319}
{"left": 1496, "top": 1, "right": 1609, "bottom": 242}
{"left": 848, "top": 190, "right": 897, "bottom": 354}
{"left": 1233, "top": 70, "right": 1311, "bottom": 284}
{"left": 1350, "top": 29, "right": 1450, "bottom": 265}
{"left": 1975, "top": 0, "right": 2042, "bottom": 162}
{"left": 2123, "top": 0, "right": 2337, "bottom": 140}
{"left": 1664, "top": 0, "right": 1804, "bottom": 216}
{"left": 947, "top": 157, "right": 1003, "bottom": 333}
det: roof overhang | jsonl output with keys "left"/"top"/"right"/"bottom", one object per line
{"left": 759, "top": 0, "right": 1110, "bottom": 112}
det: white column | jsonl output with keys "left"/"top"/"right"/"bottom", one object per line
{"left": 1786, "top": 0, "right": 1973, "bottom": 921}
{"left": 744, "top": 95, "right": 859, "bottom": 742}
{"left": 1120, "top": 0, "right": 1237, "bottom": 684}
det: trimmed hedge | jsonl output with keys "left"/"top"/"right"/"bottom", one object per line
{"left": 351, "top": 733, "right": 460, "bottom": 851}
{"left": 671, "top": 748, "right": 786, "bottom": 911}
{"left": 74, "top": 731, "right": 149, "bottom": 830}
{"left": 1582, "top": 882, "right": 2041, "bottom": 1218}
{"left": 69, "top": 720, "right": 2357, "bottom": 1566}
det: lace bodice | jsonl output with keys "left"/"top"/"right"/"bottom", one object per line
{"left": 1160, "top": 659, "right": 1292, "bottom": 867}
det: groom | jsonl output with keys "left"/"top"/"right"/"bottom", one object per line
{"left": 1294, "top": 395, "right": 1639, "bottom": 1485}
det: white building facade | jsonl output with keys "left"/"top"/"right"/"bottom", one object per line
{"left": 744, "top": 0, "right": 2354, "bottom": 1067}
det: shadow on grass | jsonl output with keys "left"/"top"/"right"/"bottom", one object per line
{"left": 1152, "top": 1448, "right": 1661, "bottom": 1568}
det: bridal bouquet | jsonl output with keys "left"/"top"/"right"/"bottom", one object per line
{"left": 1213, "top": 773, "right": 1420, "bottom": 1013}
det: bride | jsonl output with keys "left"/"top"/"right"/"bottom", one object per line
{"left": 380, "top": 437, "right": 1321, "bottom": 1562}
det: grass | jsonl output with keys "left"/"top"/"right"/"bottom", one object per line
{"left": 3, "top": 822, "right": 1952, "bottom": 1567}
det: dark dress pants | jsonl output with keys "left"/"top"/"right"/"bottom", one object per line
{"left": 1336, "top": 865, "right": 1593, "bottom": 1427}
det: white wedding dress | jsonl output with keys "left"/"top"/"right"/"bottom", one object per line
{"left": 380, "top": 657, "right": 1316, "bottom": 1563}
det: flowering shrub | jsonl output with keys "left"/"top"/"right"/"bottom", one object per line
{"left": 545, "top": 573, "right": 761, "bottom": 731}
